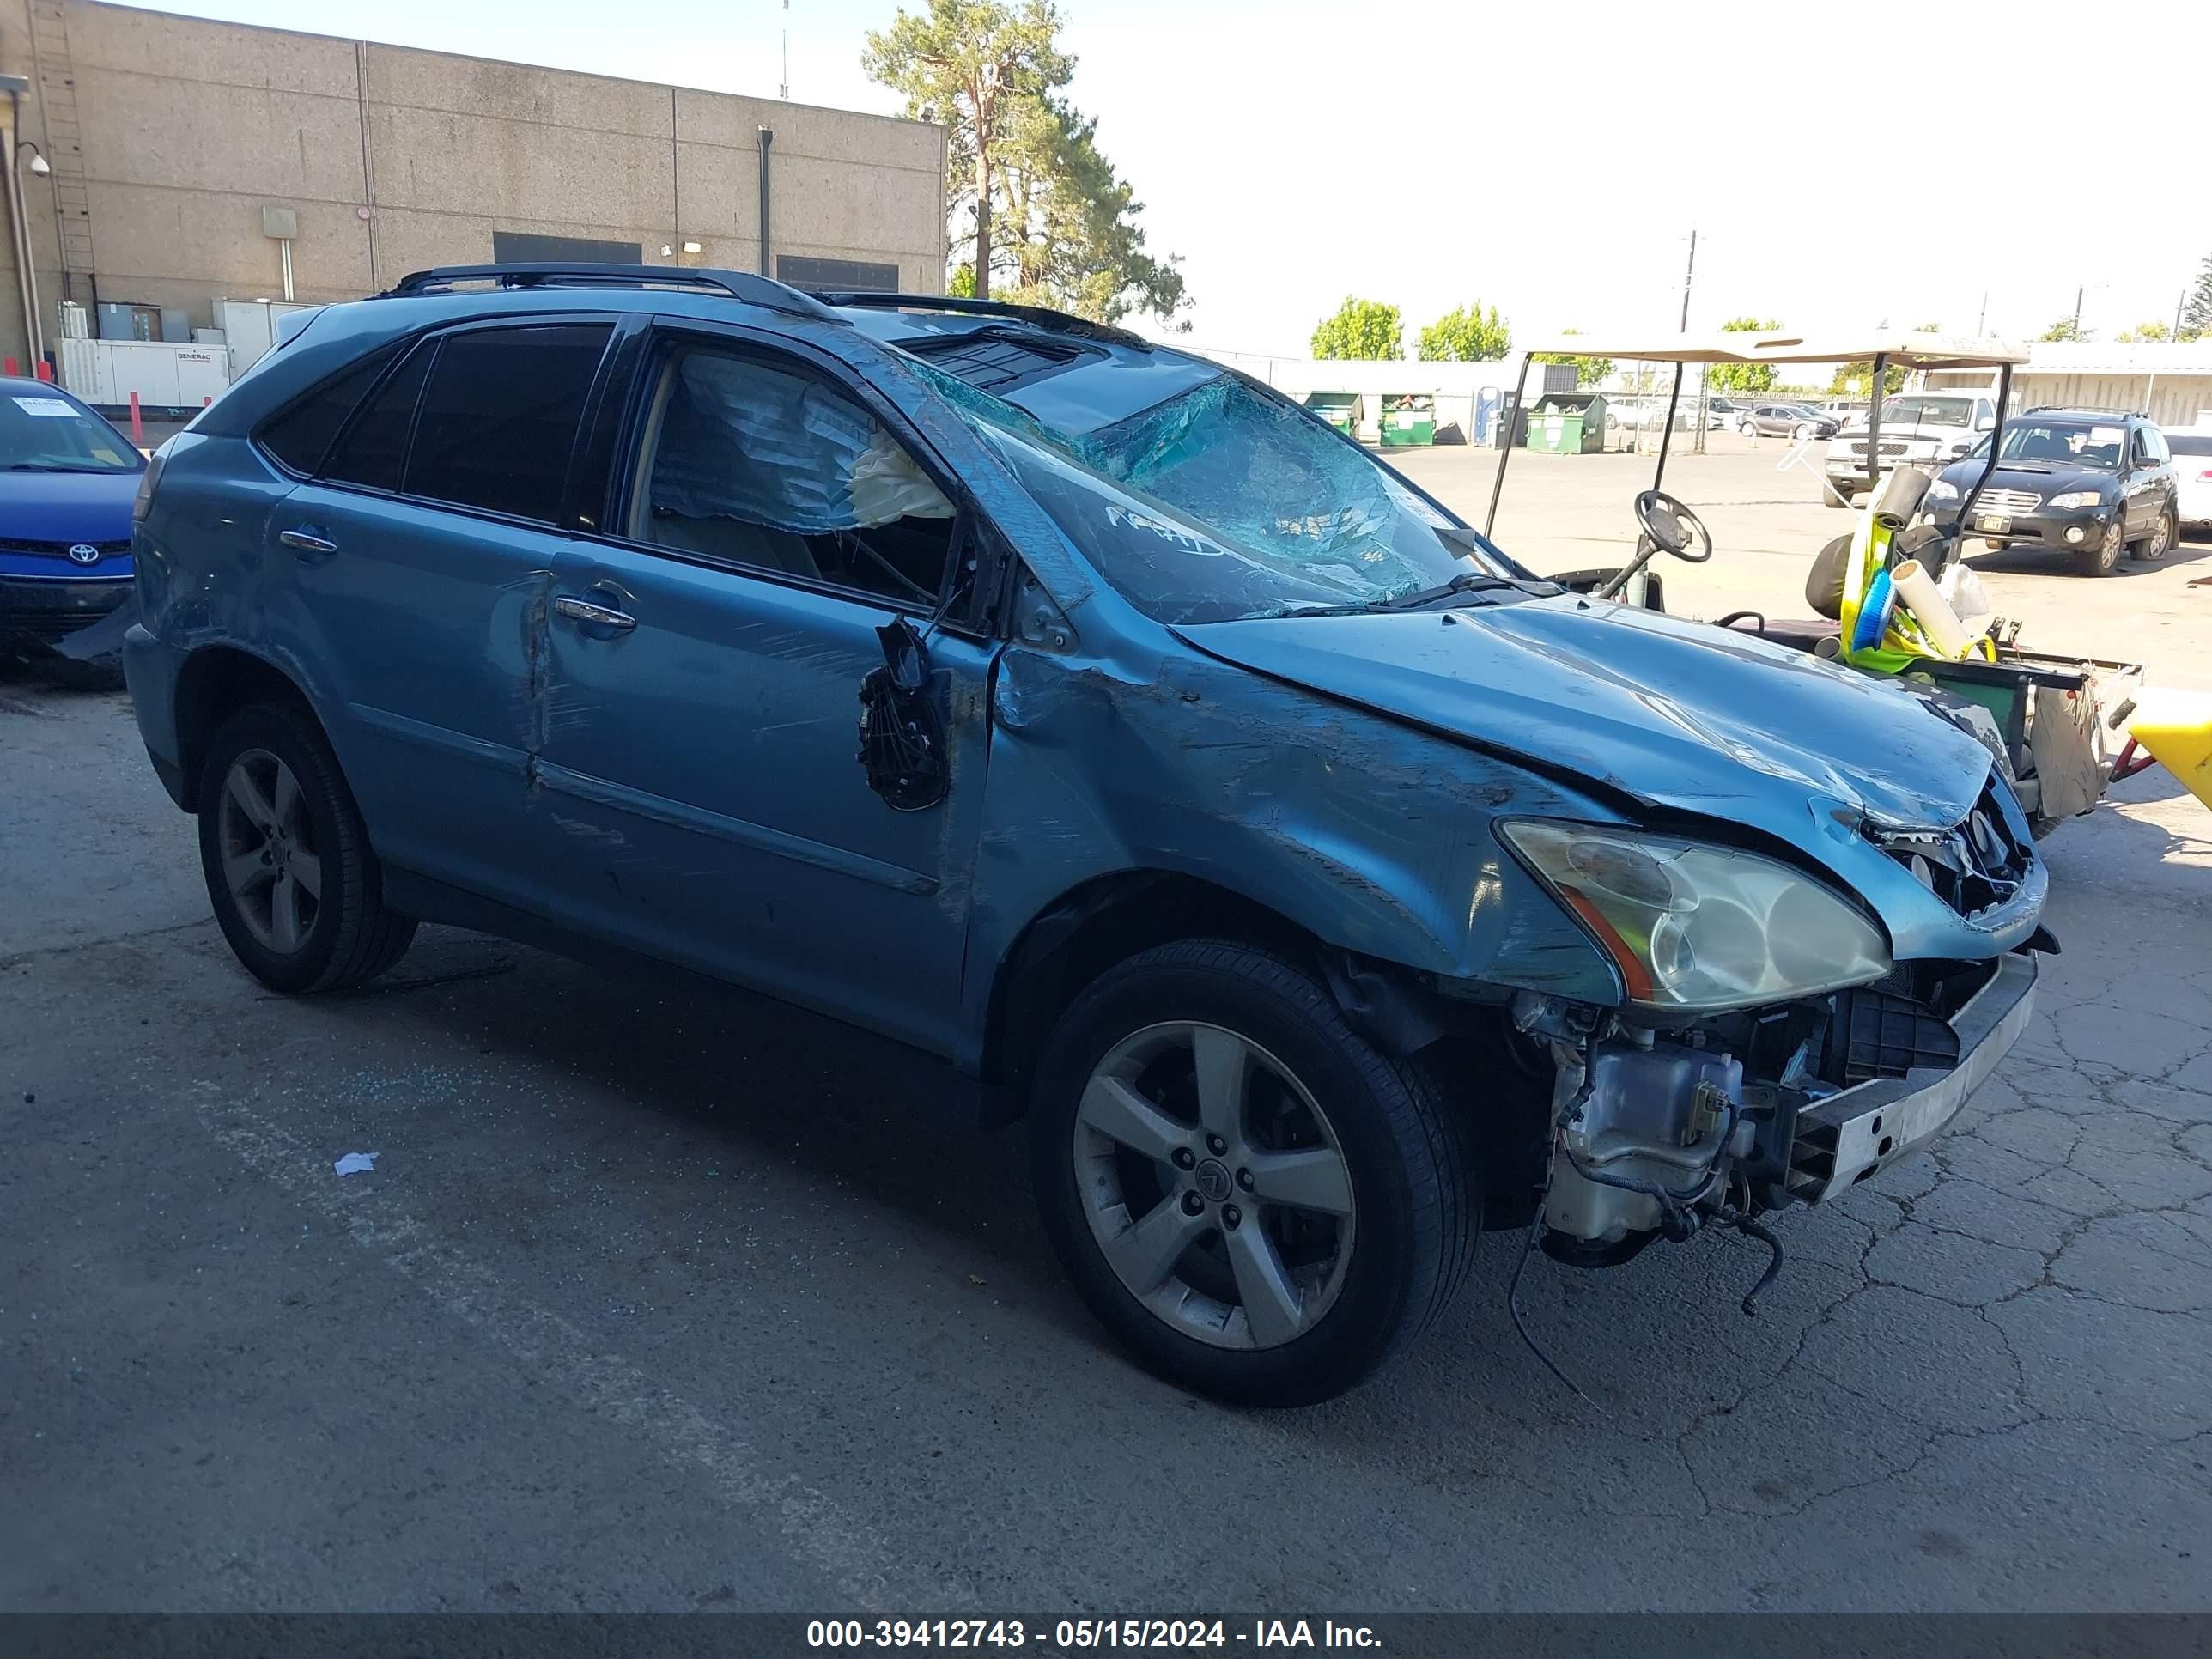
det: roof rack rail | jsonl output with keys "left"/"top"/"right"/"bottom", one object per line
{"left": 381, "top": 263, "right": 841, "bottom": 321}
{"left": 2023, "top": 404, "right": 2143, "bottom": 417}
{"left": 810, "top": 290, "right": 1151, "bottom": 349}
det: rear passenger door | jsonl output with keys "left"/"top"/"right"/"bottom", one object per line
{"left": 265, "top": 318, "right": 615, "bottom": 911}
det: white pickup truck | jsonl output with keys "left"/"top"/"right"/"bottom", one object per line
{"left": 1823, "top": 391, "right": 1998, "bottom": 507}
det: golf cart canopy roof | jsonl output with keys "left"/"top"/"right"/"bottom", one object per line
{"left": 1519, "top": 331, "right": 2030, "bottom": 370}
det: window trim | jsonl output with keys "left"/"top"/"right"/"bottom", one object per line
{"left": 251, "top": 336, "right": 411, "bottom": 483}
{"left": 397, "top": 317, "right": 620, "bottom": 529}
{"left": 273, "top": 313, "right": 619, "bottom": 541}
{"left": 583, "top": 319, "right": 998, "bottom": 631}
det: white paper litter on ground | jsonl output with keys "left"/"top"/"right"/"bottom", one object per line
{"left": 332, "top": 1152, "right": 379, "bottom": 1176}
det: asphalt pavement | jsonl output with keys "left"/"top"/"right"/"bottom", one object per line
{"left": 3, "top": 459, "right": 2209, "bottom": 1614}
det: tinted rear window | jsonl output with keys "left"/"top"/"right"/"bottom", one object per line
{"left": 258, "top": 343, "right": 400, "bottom": 476}
{"left": 2166, "top": 433, "right": 2212, "bottom": 457}
{"left": 324, "top": 343, "right": 433, "bottom": 492}
{"left": 404, "top": 326, "right": 611, "bottom": 523}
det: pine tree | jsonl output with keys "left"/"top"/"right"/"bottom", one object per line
{"left": 2184, "top": 253, "right": 2212, "bottom": 340}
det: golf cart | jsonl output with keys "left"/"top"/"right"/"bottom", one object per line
{"left": 1481, "top": 331, "right": 2185, "bottom": 836}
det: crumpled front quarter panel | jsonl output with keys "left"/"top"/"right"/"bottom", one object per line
{"left": 961, "top": 641, "right": 1624, "bottom": 1057}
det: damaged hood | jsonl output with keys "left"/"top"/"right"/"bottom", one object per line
{"left": 1175, "top": 596, "right": 1991, "bottom": 836}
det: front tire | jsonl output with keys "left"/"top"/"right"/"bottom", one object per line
{"left": 196, "top": 702, "right": 416, "bottom": 994}
{"left": 2074, "top": 513, "right": 2124, "bottom": 576}
{"left": 1029, "top": 941, "right": 1478, "bottom": 1407}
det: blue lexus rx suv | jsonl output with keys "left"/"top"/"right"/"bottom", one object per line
{"left": 123, "top": 264, "right": 2050, "bottom": 1403}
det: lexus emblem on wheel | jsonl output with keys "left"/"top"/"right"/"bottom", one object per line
{"left": 66, "top": 544, "right": 103, "bottom": 565}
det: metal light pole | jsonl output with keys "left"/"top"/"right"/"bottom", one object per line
{"left": 7, "top": 137, "right": 50, "bottom": 370}
{"left": 3, "top": 75, "right": 49, "bottom": 373}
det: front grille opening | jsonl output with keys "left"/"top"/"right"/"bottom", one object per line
{"left": 1870, "top": 775, "right": 2033, "bottom": 919}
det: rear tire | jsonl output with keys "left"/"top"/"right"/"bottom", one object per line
{"left": 196, "top": 702, "right": 416, "bottom": 994}
{"left": 2074, "top": 513, "right": 2124, "bottom": 576}
{"left": 1029, "top": 940, "right": 1479, "bottom": 1407}
{"left": 2130, "top": 507, "right": 2176, "bottom": 563}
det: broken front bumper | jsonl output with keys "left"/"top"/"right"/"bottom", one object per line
{"left": 1786, "top": 952, "right": 2038, "bottom": 1204}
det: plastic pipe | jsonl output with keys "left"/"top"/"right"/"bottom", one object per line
{"left": 1889, "top": 558, "right": 1975, "bottom": 659}
{"left": 1873, "top": 466, "right": 1931, "bottom": 531}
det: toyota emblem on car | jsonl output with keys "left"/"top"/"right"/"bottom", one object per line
{"left": 67, "top": 544, "right": 104, "bottom": 565}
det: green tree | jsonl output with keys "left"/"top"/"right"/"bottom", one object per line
{"left": 863, "top": 0, "right": 1071, "bottom": 301}
{"left": 1706, "top": 316, "right": 1782, "bottom": 393}
{"left": 1417, "top": 301, "right": 1510, "bottom": 362}
{"left": 2184, "top": 252, "right": 2212, "bottom": 337}
{"left": 990, "top": 94, "right": 1186, "bottom": 325}
{"left": 2038, "top": 316, "right": 2091, "bottom": 343}
{"left": 946, "top": 263, "right": 977, "bottom": 298}
{"left": 2115, "top": 319, "right": 2170, "bottom": 343}
{"left": 1310, "top": 298, "right": 1403, "bottom": 361}
{"left": 866, "top": 3, "right": 1186, "bottom": 325}
{"left": 1534, "top": 327, "right": 1612, "bottom": 388}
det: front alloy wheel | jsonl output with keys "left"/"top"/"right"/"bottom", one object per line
{"left": 2076, "top": 513, "right": 2125, "bottom": 576}
{"left": 1030, "top": 940, "right": 1478, "bottom": 1406}
{"left": 1074, "top": 1022, "right": 1356, "bottom": 1351}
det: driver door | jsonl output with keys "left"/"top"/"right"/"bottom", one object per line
{"left": 532, "top": 326, "right": 1001, "bottom": 1057}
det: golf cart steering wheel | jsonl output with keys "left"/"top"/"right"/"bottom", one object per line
{"left": 1634, "top": 489, "right": 1713, "bottom": 563}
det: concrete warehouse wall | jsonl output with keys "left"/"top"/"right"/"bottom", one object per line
{"left": 0, "top": 0, "right": 945, "bottom": 372}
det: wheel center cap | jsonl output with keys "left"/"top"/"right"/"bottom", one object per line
{"left": 1194, "top": 1158, "right": 1233, "bottom": 1203}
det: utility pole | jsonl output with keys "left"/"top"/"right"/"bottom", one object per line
{"left": 1679, "top": 227, "right": 1697, "bottom": 331}
{"left": 1681, "top": 227, "right": 1704, "bottom": 454}
{"left": 1977, "top": 290, "right": 1988, "bottom": 334}
{"left": 780, "top": 0, "right": 790, "bottom": 100}
{"left": 2072, "top": 284, "right": 2084, "bottom": 335}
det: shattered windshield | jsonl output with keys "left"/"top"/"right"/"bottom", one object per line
{"left": 907, "top": 356, "right": 1515, "bottom": 624}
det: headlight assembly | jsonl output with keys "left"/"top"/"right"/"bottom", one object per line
{"left": 2046, "top": 490, "right": 2103, "bottom": 511}
{"left": 1499, "top": 821, "right": 1893, "bottom": 1011}
{"left": 1924, "top": 479, "right": 1960, "bottom": 501}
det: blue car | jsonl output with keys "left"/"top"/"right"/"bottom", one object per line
{"left": 0, "top": 375, "right": 144, "bottom": 655}
{"left": 124, "top": 264, "right": 2049, "bottom": 1404}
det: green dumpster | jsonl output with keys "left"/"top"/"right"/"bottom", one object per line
{"left": 1523, "top": 392, "right": 1608, "bottom": 455}
{"left": 1378, "top": 393, "right": 1435, "bottom": 447}
{"left": 1302, "top": 391, "right": 1362, "bottom": 438}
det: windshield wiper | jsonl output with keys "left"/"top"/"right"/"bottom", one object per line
{"left": 4, "top": 462, "right": 116, "bottom": 473}
{"left": 1277, "top": 571, "right": 1540, "bottom": 619}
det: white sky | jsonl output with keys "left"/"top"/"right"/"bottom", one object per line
{"left": 144, "top": 0, "right": 2212, "bottom": 356}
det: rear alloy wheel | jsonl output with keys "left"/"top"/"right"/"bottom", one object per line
{"left": 2131, "top": 507, "right": 2175, "bottom": 563}
{"left": 197, "top": 703, "right": 416, "bottom": 994}
{"left": 1030, "top": 941, "right": 1477, "bottom": 1407}
{"left": 2075, "top": 512, "right": 2124, "bottom": 576}
{"left": 1739, "top": 420, "right": 1759, "bottom": 438}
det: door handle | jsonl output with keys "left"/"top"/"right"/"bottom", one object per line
{"left": 551, "top": 594, "right": 637, "bottom": 633}
{"left": 277, "top": 527, "right": 337, "bottom": 555}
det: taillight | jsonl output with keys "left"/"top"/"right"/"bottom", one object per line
{"left": 132, "top": 443, "right": 167, "bottom": 524}
{"left": 2197, "top": 468, "right": 2212, "bottom": 483}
